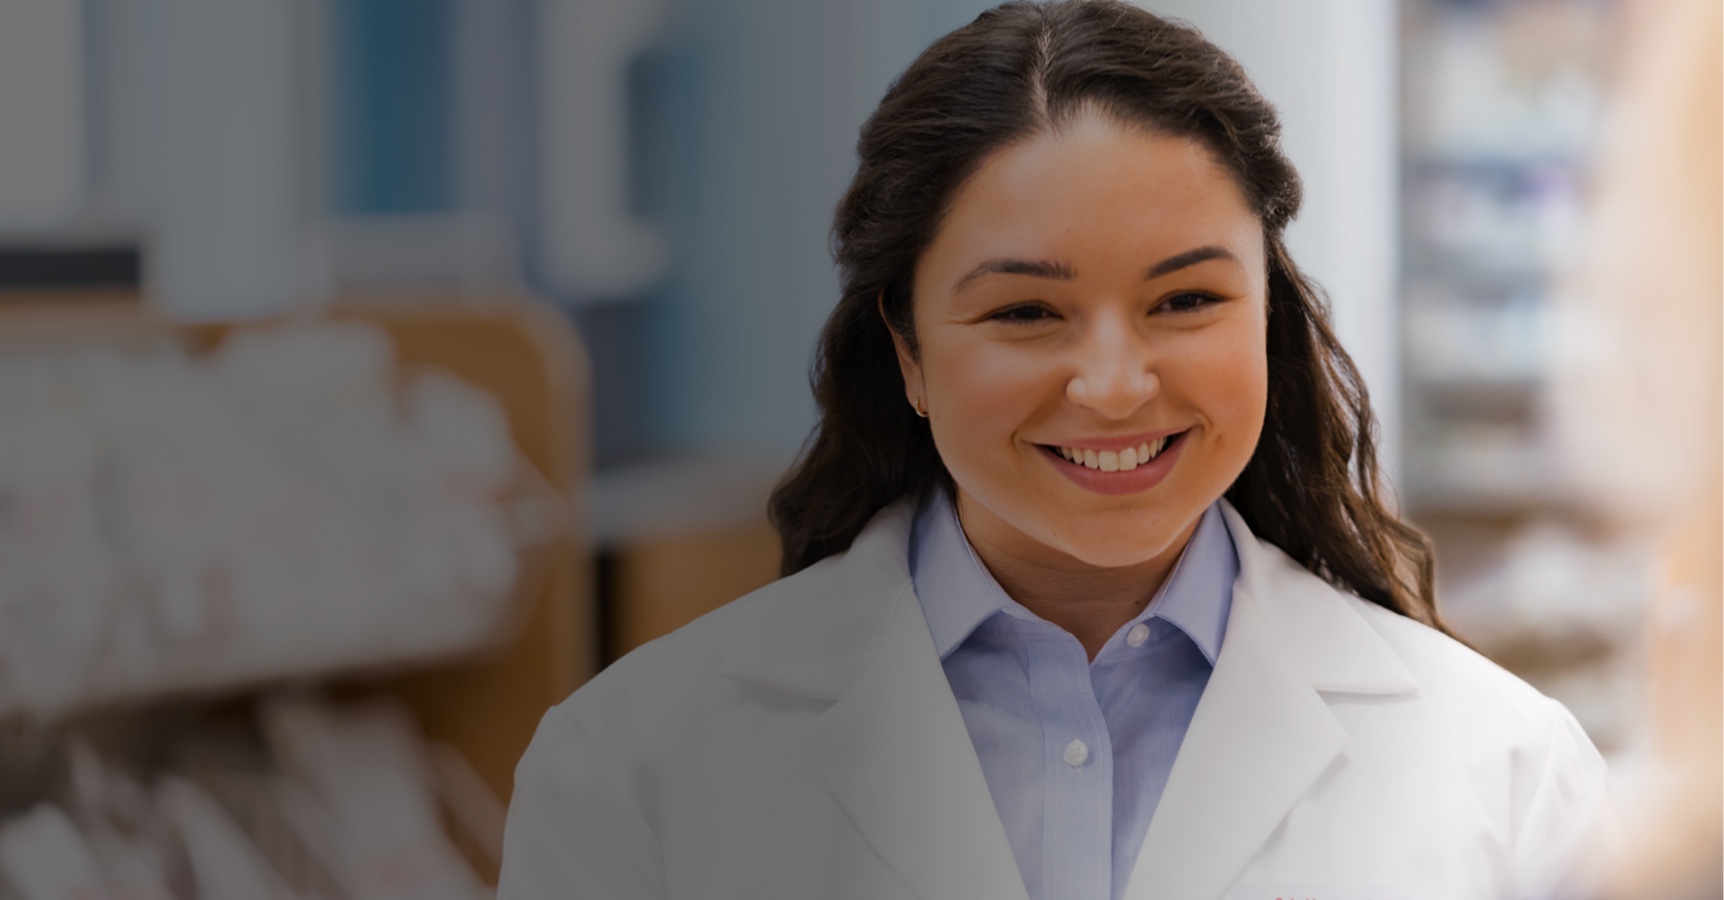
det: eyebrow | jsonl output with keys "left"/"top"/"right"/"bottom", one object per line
{"left": 951, "top": 245, "right": 1240, "bottom": 292}
{"left": 1142, "top": 245, "right": 1238, "bottom": 280}
{"left": 952, "top": 258, "right": 1076, "bottom": 292}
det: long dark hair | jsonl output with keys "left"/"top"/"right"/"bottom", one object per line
{"left": 769, "top": 0, "right": 1446, "bottom": 631}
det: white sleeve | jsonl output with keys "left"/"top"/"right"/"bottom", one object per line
{"left": 498, "top": 707, "right": 668, "bottom": 900}
{"left": 1511, "top": 698, "right": 1617, "bottom": 900}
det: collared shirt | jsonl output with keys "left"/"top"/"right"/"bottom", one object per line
{"left": 908, "top": 488, "right": 1238, "bottom": 900}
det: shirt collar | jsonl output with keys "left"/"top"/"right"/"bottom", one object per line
{"left": 909, "top": 487, "right": 1236, "bottom": 665}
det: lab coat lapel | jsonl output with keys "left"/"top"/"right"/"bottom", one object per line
{"left": 1121, "top": 504, "right": 1418, "bottom": 900}
{"left": 809, "top": 581, "right": 1032, "bottom": 900}
{"left": 1122, "top": 582, "right": 1345, "bottom": 900}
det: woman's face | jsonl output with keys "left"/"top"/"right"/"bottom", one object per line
{"left": 895, "top": 113, "right": 1268, "bottom": 571}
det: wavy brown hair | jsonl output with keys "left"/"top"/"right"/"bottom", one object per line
{"left": 769, "top": 0, "right": 1446, "bottom": 631}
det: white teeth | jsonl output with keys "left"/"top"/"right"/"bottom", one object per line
{"left": 1053, "top": 435, "right": 1173, "bottom": 471}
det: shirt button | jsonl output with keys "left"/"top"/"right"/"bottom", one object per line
{"left": 1126, "top": 622, "right": 1151, "bottom": 648}
{"left": 1063, "top": 739, "right": 1089, "bottom": 767}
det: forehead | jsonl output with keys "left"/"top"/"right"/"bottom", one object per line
{"left": 921, "top": 115, "right": 1263, "bottom": 282}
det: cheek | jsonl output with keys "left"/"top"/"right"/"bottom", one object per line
{"left": 1181, "top": 320, "right": 1269, "bottom": 451}
{"left": 923, "top": 336, "right": 1057, "bottom": 461}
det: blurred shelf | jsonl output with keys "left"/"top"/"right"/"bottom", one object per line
{"left": 0, "top": 466, "right": 564, "bottom": 725}
{"left": 1404, "top": 147, "right": 1587, "bottom": 171}
{"left": 0, "top": 296, "right": 596, "bottom": 812}
{"left": 1399, "top": 0, "right": 1633, "bottom": 754}
{"left": 1407, "top": 376, "right": 1544, "bottom": 417}
{"left": 1403, "top": 263, "right": 1551, "bottom": 291}
{"left": 1405, "top": 484, "right": 1576, "bottom": 518}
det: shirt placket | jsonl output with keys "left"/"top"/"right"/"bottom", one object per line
{"left": 1020, "top": 621, "right": 1114, "bottom": 900}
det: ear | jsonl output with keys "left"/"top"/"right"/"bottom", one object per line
{"left": 878, "top": 291, "right": 925, "bottom": 410}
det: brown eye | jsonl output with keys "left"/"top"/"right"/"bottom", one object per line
{"left": 990, "top": 303, "right": 1056, "bottom": 323}
{"left": 1160, "top": 292, "right": 1219, "bottom": 313}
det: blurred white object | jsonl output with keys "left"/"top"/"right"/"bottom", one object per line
{"left": 158, "top": 777, "right": 300, "bottom": 900}
{"left": 537, "top": 0, "right": 671, "bottom": 300}
{"left": 261, "top": 694, "right": 489, "bottom": 900}
{"left": 428, "top": 741, "right": 508, "bottom": 871}
{"left": 0, "top": 805, "right": 114, "bottom": 900}
{"left": 270, "top": 776, "right": 375, "bottom": 898}
{"left": 0, "top": 692, "right": 498, "bottom": 899}
{"left": 80, "top": 823, "right": 177, "bottom": 900}
{"left": 132, "top": 0, "right": 306, "bottom": 320}
{"left": 0, "top": 0, "right": 84, "bottom": 231}
{"left": 0, "top": 322, "right": 536, "bottom": 720}
{"left": 59, "top": 746, "right": 178, "bottom": 900}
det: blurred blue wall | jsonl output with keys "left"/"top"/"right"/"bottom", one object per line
{"left": 637, "top": 0, "right": 998, "bottom": 462}
{"left": 334, "top": 0, "right": 455, "bottom": 214}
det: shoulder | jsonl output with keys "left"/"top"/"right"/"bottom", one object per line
{"left": 1347, "top": 595, "right": 1552, "bottom": 714}
{"left": 499, "top": 556, "right": 874, "bottom": 898}
{"left": 1346, "top": 593, "right": 1607, "bottom": 776}
{"left": 563, "top": 550, "right": 858, "bottom": 724}
{"left": 569, "top": 498, "right": 918, "bottom": 715}
{"left": 1344, "top": 597, "right": 1615, "bottom": 888}
{"left": 1336, "top": 586, "right": 1612, "bottom": 844}
{"left": 1224, "top": 503, "right": 1574, "bottom": 739}
{"left": 546, "top": 499, "right": 912, "bottom": 751}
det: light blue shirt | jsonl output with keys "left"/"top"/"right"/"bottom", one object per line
{"left": 909, "top": 489, "right": 1238, "bottom": 900}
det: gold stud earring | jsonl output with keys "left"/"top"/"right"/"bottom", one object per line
{"left": 912, "top": 397, "right": 929, "bottom": 418}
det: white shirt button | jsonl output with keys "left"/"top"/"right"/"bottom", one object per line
{"left": 1063, "top": 739, "right": 1089, "bottom": 767}
{"left": 1126, "top": 622, "right": 1151, "bottom": 648}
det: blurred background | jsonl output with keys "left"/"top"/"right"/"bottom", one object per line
{"left": 0, "top": 0, "right": 1715, "bottom": 896}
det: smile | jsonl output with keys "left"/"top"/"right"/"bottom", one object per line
{"left": 1035, "top": 430, "right": 1189, "bottom": 496}
{"left": 1051, "top": 435, "right": 1171, "bottom": 472}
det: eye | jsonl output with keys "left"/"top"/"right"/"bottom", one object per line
{"left": 1158, "top": 292, "right": 1221, "bottom": 313}
{"left": 987, "top": 303, "right": 1057, "bottom": 323}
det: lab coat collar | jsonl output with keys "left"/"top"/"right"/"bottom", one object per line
{"left": 715, "top": 498, "right": 918, "bottom": 702}
{"left": 1121, "top": 504, "right": 1420, "bottom": 900}
{"left": 722, "top": 496, "right": 1029, "bottom": 900}
{"left": 720, "top": 496, "right": 1421, "bottom": 900}
{"left": 809, "top": 575, "right": 1034, "bottom": 900}
{"left": 1217, "top": 501, "right": 1420, "bottom": 696}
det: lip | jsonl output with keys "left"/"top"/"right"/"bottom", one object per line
{"left": 1036, "top": 429, "right": 1189, "bottom": 496}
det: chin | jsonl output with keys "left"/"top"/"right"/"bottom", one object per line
{"left": 1049, "top": 515, "right": 1194, "bottom": 570}
{"left": 1062, "top": 541, "right": 1179, "bottom": 570}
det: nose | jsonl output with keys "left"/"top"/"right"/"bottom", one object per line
{"left": 1066, "top": 319, "right": 1158, "bottom": 419}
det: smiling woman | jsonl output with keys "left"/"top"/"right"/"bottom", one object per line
{"left": 889, "top": 119, "right": 1269, "bottom": 657}
{"left": 772, "top": 15, "right": 1441, "bottom": 647}
{"left": 498, "top": 3, "right": 1613, "bottom": 899}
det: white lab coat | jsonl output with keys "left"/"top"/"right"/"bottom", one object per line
{"left": 499, "top": 499, "right": 1612, "bottom": 900}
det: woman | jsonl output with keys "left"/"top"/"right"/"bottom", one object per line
{"left": 499, "top": 3, "right": 1611, "bottom": 898}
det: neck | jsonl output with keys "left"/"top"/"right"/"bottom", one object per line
{"left": 955, "top": 495, "right": 1196, "bottom": 662}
